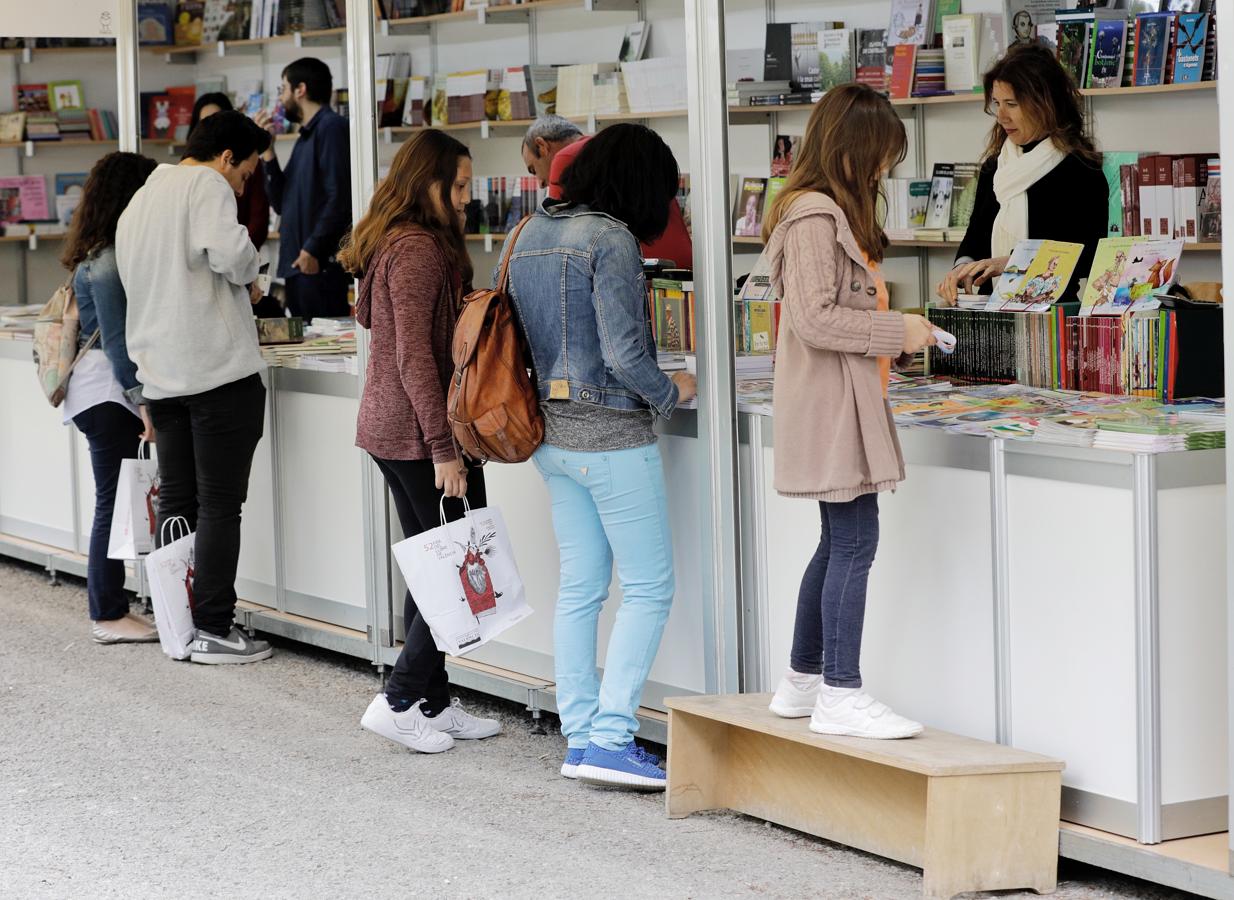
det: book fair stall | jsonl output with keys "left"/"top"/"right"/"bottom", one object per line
{"left": 0, "top": 0, "right": 1232, "bottom": 895}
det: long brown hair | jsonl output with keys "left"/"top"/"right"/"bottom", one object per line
{"left": 61, "top": 152, "right": 158, "bottom": 269}
{"left": 761, "top": 84, "right": 906, "bottom": 263}
{"left": 981, "top": 43, "right": 1099, "bottom": 164}
{"left": 338, "top": 129, "right": 472, "bottom": 286}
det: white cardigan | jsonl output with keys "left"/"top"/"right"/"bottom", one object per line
{"left": 116, "top": 164, "right": 262, "bottom": 401}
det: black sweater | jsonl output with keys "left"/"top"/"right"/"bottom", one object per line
{"left": 955, "top": 142, "right": 1109, "bottom": 300}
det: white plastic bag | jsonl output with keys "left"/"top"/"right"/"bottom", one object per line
{"left": 145, "top": 517, "right": 196, "bottom": 660}
{"left": 107, "top": 439, "right": 159, "bottom": 560}
{"left": 391, "top": 498, "right": 532, "bottom": 656}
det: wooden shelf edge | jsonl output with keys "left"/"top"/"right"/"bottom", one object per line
{"left": 732, "top": 237, "right": 1221, "bottom": 252}
{"left": 148, "top": 26, "right": 347, "bottom": 56}
{"left": 1081, "top": 80, "right": 1217, "bottom": 97}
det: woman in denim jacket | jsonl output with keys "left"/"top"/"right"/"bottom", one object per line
{"left": 60, "top": 152, "right": 158, "bottom": 644}
{"left": 505, "top": 125, "right": 696, "bottom": 791}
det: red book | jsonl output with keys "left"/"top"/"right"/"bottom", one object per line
{"left": 1137, "top": 155, "right": 1157, "bottom": 238}
{"left": 167, "top": 85, "right": 196, "bottom": 142}
{"left": 889, "top": 45, "right": 917, "bottom": 100}
{"left": 1153, "top": 154, "right": 1174, "bottom": 239}
{"left": 1120, "top": 163, "right": 1140, "bottom": 237}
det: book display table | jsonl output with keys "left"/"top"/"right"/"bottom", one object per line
{"left": 739, "top": 411, "right": 1227, "bottom": 845}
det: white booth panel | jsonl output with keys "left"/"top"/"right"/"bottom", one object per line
{"left": 761, "top": 450, "right": 997, "bottom": 742}
{"left": 277, "top": 392, "right": 367, "bottom": 626}
{"left": 236, "top": 400, "right": 278, "bottom": 608}
{"left": 73, "top": 427, "right": 95, "bottom": 557}
{"left": 1006, "top": 478, "right": 1138, "bottom": 803}
{"left": 0, "top": 352, "right": 77, "bottom": 548}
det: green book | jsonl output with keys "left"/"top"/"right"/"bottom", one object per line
{"left": 1101, "top": 151, "right": 1138, "bottom": 237}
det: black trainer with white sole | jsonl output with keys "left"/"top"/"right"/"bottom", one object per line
{"left": 189, "top": 627, "right": 273, "bottom": 664}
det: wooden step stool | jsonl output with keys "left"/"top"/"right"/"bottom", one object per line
{"left": 666, "top": 693, "right": 1064, "bottom": 899}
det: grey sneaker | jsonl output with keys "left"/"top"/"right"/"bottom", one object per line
{"left": 189, "top": 627, "right": 272, "bottom": 665}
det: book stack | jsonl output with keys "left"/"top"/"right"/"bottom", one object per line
{"left": 912, "top": 48, "right": 946, "bottom": 96}
{"left": 734, "top": 255, "right": 780, "bottom": 359}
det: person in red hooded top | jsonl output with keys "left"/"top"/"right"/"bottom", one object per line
{"left": 520, "top": 115, "right": 693, "bottom": 268}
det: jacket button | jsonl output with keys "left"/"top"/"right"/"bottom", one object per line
{"left": 580, "top": 390, "right": 590, "bottom": 400}
{"left": 850, "top": 281, "right": 861, "bottom": 292}
{"left": 866, "top": 286, "right": 878, "bottom": 296}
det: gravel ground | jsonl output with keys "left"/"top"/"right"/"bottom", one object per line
{"left": 0, "top": 558, "right": 1201, "bottom": 899}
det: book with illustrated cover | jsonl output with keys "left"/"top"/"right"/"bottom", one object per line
{"left": 0, "top": 176, "right": 50, "bottom": 223}
{"left": 54, "top": 173, "right": 88, "bottom": 226}
{"left": 855, "top": 29, "right": 889, "bottom": 92}
{"left": 887, "top": 0, "right": 929, "bottom": 47}
{"left": 218, "top": 1, "right": 254, "bottom": 40}
{"left": 924, "top": 163, "right": 954, "bottom": 229}
{"left": 526, "top": 65, "right": 558, "bottom": 117}
{"left": 1134, "top": 12, "right": 1172, "bottom": 86}
{"left": 1171, "top": 12, "right": 1206, "bottom": 84}
{"left": 174, "top": 0, "right": 205, "bottom": 45}
{"left": 147, "top": 94, "right": 174, "bottom": 140}
{"left": 1198, "top": 160, "right": 1220, "bottom": 242}
{"left": 1088, "top": 15, "right": 1128, "bottom": 89}
{"left": 997, "top": 240, "right": 1083, "bottom": 312}
{"left": 501, "top": 67, "right": 531, "bottom": 121}
{"left": 949, "top": 162, "right": 980, "bottom": 230}
{"left": 816, "top": 28, "right": 853, "bottom": 92}
{"left": 47, "top": 81, "right": 84, "bottom": 114}
{"left": 1005, "top": 0, "right": 1056, "bottom": 49}
{"left": 770, "top": 135, "right": 798, "bottom": 177}
{"left": 15, "top": 84, "right": 50, "bottom": 114}
{"left": 138, "top": 2, "right": 175, "bottom": 44}
{"left": 0, "top": 113, "right": 26, "bottom": 143}
{"left": 1055, "top": 10, "right": 1093, "bottom": 88}
{"left": 618, "top": 22, "right": 650, "bottom": 62}
{"left": 763, "top": 22, "right": 842, "bottom": 91}
{"left": 732, "top": 177, "right": 767, "bottom": 237}
{"left": 1080, "top": 237, "right": 1183, "bottom": 316}
{"left": 652, "top": 279, "right": 693, "bottom": 353}
{"left": 202, "top": 0, "right": 233, "bottom": 42}
{"left": 986, "top": 239, "right": 1042, "bottom": 310}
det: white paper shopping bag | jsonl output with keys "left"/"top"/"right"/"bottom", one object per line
{"left": 145, "top": 517, "right": 197, "bottom": 660}
{"left": 107, "top": 439, "right": 159, "bottom": 560}
{"left": 391, "top": 499, "right": 533, "bottom": 657}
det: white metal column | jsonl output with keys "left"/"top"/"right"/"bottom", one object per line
{"left": 1218, "top": 3, "right": 1234, "bottom": 876}
{"left": 683, "top": 0, "right": 741, "bottom": 694}
{"left": 344, "top": 0, "right": 389, "bottom": 664}
{"left": 115, "top": 0, "right": 140, "bottom": 152}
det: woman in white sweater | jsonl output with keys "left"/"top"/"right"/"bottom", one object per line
{"left": 115, "top": 110, "right": 275, "bottom": 666}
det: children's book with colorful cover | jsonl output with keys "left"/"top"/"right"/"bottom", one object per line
{"left": 0, "top": 175, "right": 49, "bottom": 222}
{"left": 986, "top": 239, "right": 1042, "bottom": 310}
{"left": 1171, "top": 12, "right": 1207, "bottom": 84}
{"left": 732, "top": 177, "right": 767, "bottom": 237}
{"left": 54, "top": 173, "right": 88, "bottom": 226}
{"left": 174, "top": 0, "right": 206, "bottom": 46}
{"left": 147, "top": 94, "right": 174, "bottom": 140}
{"left": 1088, "top": 16, "right": 1127, "bottom": 88}
{"left": 770, "top": 134, "right": 799, "bottom": 177}
{"left": 887, "top": 0, "right": 929, "bottom": 46}
{"left": 14, "top": 84, "right": 50, "bottom": 114}
{"left": 47, "top": 81, "right": 84, "bottom": 112}
{"left": 997, "top": 240, "right": 1084, "bottom": 312}
{"left": 1133, "top": 12, "right": 1172, "bottom": 87}
{"left": 1079, "top": 236, "right": 1184, "bottom": 316}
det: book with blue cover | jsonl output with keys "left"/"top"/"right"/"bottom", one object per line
{"left": 1088, "top": 15, "right": 1127, "bottom": 89}
{"left": 1171, "top": 12, "right": 1207, "bottom": 85}
{"left": 1133, "top": 12, "right": 1172, "bottom": 87}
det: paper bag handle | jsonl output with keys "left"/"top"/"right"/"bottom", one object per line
{"left": 137, "top": 438, "right": 155, "bottom": 461}
{"left": 438, "top": 493, "right": 473, "bottom": 530}
{"left": 159, "top": 515, "right": 190, "bottom": 546}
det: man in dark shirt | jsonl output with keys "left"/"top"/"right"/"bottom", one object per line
{"left": 254, "top": 57, "right": 352, "bottom": 319}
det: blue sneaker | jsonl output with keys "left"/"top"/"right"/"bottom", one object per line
{"left": 575, "top": 740, "right": 666, "bottom": 791}
{"left": 561, "top": 747, "right": 586, "bottom": 779}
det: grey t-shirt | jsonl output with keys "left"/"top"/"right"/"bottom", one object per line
{"left": 541, "top": 400, "right": 656, "bottom": 452}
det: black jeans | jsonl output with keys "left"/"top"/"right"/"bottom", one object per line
{"left": 373, "top": 456, "right": 487, "bottom": 715}
{"left": 72, "top": 402, "right": 143, "bottom": 621}
{"left": 284, "top": 266, "right": 350, "bottom": 320}
{"left": 148, "top": 374, "right": 266, "bottom": 637}
{"left": 790, "top": 494, "right": 880, "bottom": 689}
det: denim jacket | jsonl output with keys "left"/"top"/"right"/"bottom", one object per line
{"left": 503, "top": 202, "right": 678, "bottom": 418}
{"left": 73, "top": 246, "right": 141, "bottom": 400}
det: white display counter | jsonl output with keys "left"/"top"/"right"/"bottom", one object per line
{"left": 741, "top": 413, "right": 1228, "bottom": 845}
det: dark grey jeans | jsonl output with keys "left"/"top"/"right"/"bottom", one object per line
{"left": 789, "top": 493, "right": 880, "bottom": 689}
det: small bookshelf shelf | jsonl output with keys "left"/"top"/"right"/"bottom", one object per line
{"left": 387, "top": 109, "right": 686, "bottom": 141}
{"left": 150, "top": 27, "right": 347, "bottom": 58}
{"left": 1081, "top": 80, "right": 1216, "bottom": 97}
{"left": 0, "top": 139, "right": 118, "bottom": 152}
{"left": 730, "top": 237, "right": 1221, "bottom": 253}
{"left": 383, "top": 0, "right": 638, "bottom": 32}
{"left": 0, "top": 233, "right": 65, "bottom": 245}
{"left": 890, "top": 93, "right": 984, "bottom": 108}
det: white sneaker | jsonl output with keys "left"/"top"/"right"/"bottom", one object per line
{"left": 361, "top": 695, "right": 455, "bottom": 753}
{"left": 427, "top": 698, "right": 502, "bottom": 740}
{"left": 809, "top": 686, "right": 924, "bottom": 740}
{"left": 768, "top": 670, "right": 822, "bottom": 718}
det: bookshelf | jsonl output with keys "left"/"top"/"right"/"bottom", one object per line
{"left": 381, "top": 0, "right": 639, "bottom": 33}
{"left": 732, "top": 235, "right": 1221, "bottom": 253}
{"left": 149, "top": 27, "right": 348, "bottom": 59}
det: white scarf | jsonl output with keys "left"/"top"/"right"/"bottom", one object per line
{"left": 990, "top": 138, "right": 1067, "bottom": 257}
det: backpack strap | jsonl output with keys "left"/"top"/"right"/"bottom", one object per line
{"left": 494, "top": 216, "right": 533, "bottom": 295}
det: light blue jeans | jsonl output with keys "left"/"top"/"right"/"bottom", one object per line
{"left": 532, "top": 442, "right": 675, "bottom": 751}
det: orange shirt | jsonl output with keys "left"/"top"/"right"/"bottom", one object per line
{"left": 861, "top": 253, "right": 892, "bottom": 397}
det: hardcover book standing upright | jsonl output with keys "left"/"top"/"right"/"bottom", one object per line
{"left": 1134, "top": 13, "right": 1171, "bottom": 87}
{"left": 1087, "top": 16, "right": 1127, "bottom": 89}
{"left": 889, "top": 45, "right": 918, "bottom": 99}
{"left": 1171, "top": 13, "right": 1207, "bottom": 85}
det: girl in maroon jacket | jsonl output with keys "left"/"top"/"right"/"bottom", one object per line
{"left": 339, "top": 130, "right": 501, "bottom": 754}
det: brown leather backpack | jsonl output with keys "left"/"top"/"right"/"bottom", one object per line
{"left": 447, "top": 217, "right": 544, "bottom": 464}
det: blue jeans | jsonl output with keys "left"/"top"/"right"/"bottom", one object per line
{"left": 789, "top": 494, "right": 880, "bottom": 689}
{"left": 72, "top": 402, "right": 143, "bottom": 621}
{"left": 532, "top": 443, "right": 674, "bottom": 751}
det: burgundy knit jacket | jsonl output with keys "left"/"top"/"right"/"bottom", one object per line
{"left": 354, "top": 228, "right": 462, "bottom": 464}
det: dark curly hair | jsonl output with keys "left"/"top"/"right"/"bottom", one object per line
{"left": 982, "top": 42, "right": 1099, "bottom": 165}
{"left": 189, "top": 91, "right": 234, "bottom": 136}
{"left": 559, "top": 123, "right": 679, "bottom": 243}
{"left": 61, "top": 151, "right": 158, "bottom": 270}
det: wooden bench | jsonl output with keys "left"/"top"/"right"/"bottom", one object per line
{"left": 666, "top": 693, "right": 1064, "bottom": 900}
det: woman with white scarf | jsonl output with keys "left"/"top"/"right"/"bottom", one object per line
{"left": 938, "top": 44, "right": 1107, "bottom": 304}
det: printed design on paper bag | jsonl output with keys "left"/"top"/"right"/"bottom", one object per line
{"left": 456, "top": 525, "right": 502, "bottom": 618}
{"left": 184, "top": 551, "right": 196, "bottom": 611}
{"left": 145, "top": 481, "right": 160, "bottom": 540}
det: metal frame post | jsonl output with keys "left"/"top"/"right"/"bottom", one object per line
{"left": 115, "top": 0, "right": 140, "bottom": 152}
{"left": 989, "top": 439, "right": 1012, "bottom": 746}
{"left": 683, "top": 0, "right": 741, "bottom": 694}
{"left": 1132, "top": 453, "right": 1162, "bottom": 845}
{"left": 1218, "top": 3, "right": 1234, "bottom": 874}
{"left": 344, "top": 0, "right": 389, "bottom": 663}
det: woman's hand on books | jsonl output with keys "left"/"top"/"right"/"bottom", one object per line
{"left": 436, "top": 459, "right": 469, "bottom": 499}
{"left": 902, "top": 314, "right": 937, "bottom": 355}
{"left": 936, "top": 256, "right": 1009, "bottom": 304}
{"left": 672, "top": 372, "right": 698, "bottom": 404}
